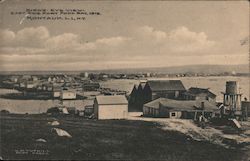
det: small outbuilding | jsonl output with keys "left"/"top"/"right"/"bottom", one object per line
{"left": 94, "top": 95, "right": 128, "bottom": 120}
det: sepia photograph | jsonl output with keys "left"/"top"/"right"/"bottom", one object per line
{"left": 0, "top": 0, "right": 249, "bottom": 160}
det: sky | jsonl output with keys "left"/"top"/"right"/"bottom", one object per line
{"left": 0, "top": 0, "right": 249, "bottom": 71}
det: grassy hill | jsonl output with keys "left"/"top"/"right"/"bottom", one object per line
{"left": 0, "top": 114, "right": 246, "bottom": 161}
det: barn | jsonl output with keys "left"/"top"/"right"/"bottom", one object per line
{"left": 143, "top": 80, "right": 186, "bottom": 102}
{"left": 94, "top": 95, "right": 128, "bottom": 120}
{"left": 130, "top": 80, "right": 186, "bottom": 111}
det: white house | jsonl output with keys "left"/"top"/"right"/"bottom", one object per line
{"left": 54, "top": 91, "right": 61, "bottom": 98}
{"left": 53, "top": 86, "right": 61, "bottom": 98}
{"left": 94, "top": 95, "right": 128, "bottom": 120}
{"left": 25, "top": 81, "right": 36, "bottom": 89}
{"left": 60, "top": 90, "right": 77, "bottom": 100}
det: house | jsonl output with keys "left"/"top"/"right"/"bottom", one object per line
{"left": 19, "top": 82, "right": 26, "bottom": 88}
{"left": 32, "top": 76, "right": 38, "bottom": 81}
{"left": 53, "top": 85, "right": 61, "bottom": 98}
{"left": 60, "top": 89, "right": 77, "bottom": 100}
{"left": 46, "top": 84, "right": 53, "bottom": 91}
{"left": 143, "top": 98, "right": 217, "bottom": 120}
{"left": 130, "top": 80, "right": 186, "bottom": 111}
{"left": 83, "top": 82, "right": 100, "bottom": 91}
{"left": 183, "top": 87, "right": 216, "bottom": 103}
{"left": 25, "top": 81, "right": 36, "bottom": 89}
{"left": 10, "top": 76, "right": 19, "bottom": 83}
{"left": 84, "top": 105, "right": 94, "bottom": 116}
{"left": 94, "top": 95, "right": 128, "bottom": 120}
{"left": 22, "top": 75, "right": 32, "bottom": 80}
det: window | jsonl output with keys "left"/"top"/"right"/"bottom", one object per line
{"left": 175, "top": 91, "right": 179, "bottom": 98}
{"left": 171, "top": 112, "right": 176, "bottom": 117}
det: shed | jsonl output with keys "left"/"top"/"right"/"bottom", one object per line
{"left": 94, "top": 95, "right": 128, "bottom": 120}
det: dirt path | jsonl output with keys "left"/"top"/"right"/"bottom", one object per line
{"left": 128, "top": 112, "right": 250, "bottom": 149}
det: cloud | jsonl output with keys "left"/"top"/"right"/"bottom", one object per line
{"left": 96, "top": 36, "right": 131, "bottom": 46}
{"left": 17, "top": 26, "right": 49, "bottom": 47}
{"left": 0, "top": 26, "right": 49, "bottom": 48}
{"left": 45, "top": 33, "right": 80, "bottom": 50}
{"left": 134, "top": 26, "right": 215, "bottom": 54}
{"left": 0, "top": 25, "right": 247, "bottom": 70}
{"left": 0, "top": 25, "right": 214, "bottom": 56}
{"left": 136, "top": 26, "right": 167, "bottom": 42}
{"left": 168, "top": 26, "right": 215, "bottom": 52}
{"left": 0, "top": 29, "right": 15, "bottom": 46}
{"left": 0, "top": 47, "right": 46, "bottom": 55}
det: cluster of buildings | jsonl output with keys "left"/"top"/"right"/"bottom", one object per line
{"left": 1, "top": 74, "right": 101, "bottom": 100}
{"left": 1, "top": 74, "right": 249, "bottom": 122}
{"left": 62, "top": 79, "right": 249, "bottom": 122}
{"left": 129, "top": 80, "right": 249, "bottom": 121}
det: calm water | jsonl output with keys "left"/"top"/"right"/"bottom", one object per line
{"left": 0, "top": 76, "right": 249, "bottom": 114}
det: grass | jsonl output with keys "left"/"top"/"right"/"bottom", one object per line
{"left": 0, "top": 114, "right": 246, "bottom": 161}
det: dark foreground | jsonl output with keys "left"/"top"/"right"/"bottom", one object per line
{"left": 0, "top": 114, "right": 247, "bottom": 161}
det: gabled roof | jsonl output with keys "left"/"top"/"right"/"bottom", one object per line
{"left": 138, "top": 82, "right": 146, "bottom": 90}
{"left": 185, "top": 87, "right": 216, "bottom": 98}
{"left": 133, "top": 84, "right": 139, "bottom": 90}
{"left": 130, "top": 85, "right": 138, "bottom": 95}
{"left": 146, "top": 80, "right": 186, "bottom": 92}
{"left": 144, "top": 98, "right": 218, "bottom": 112}
{"left": 95, "top": 95, "right": 128, "bottom": 105}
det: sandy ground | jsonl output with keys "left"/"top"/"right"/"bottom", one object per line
{"left": 128, "top": 112, "right": 250, "bottom": 148}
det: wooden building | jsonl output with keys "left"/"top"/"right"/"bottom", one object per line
{"left": 241, "top": 101, "right": 250, "bottom": 120}
{"left": 84, "top": 105, "right": 94, "bottom": 116}
{"left": 60, "top": 89, "right": 77, "bottom": 100}
{"left": 94, "top": 95, "right": 128, "bottom": 120}
{"left": 83, "top": 82, "right": 100, "bottom": 91}
{"left": 129, "top": 80, "right": 186, "bottom": 112}
{"left": 53, "top": 85, "right": 61, "bottom": 98}
{"left": 143, "top": 80, "right": 186, "bottom": 102}
{"left": 143, "top": 98, "right": 217, "bottom": 119}
{"left": 128, "top": 85, "right": 138, "bottom": 111}
{"left": 183, "top": 87, "right": 216, "bottom": 103}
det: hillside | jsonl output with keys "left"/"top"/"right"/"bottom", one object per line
{"left": 0, "top": 114, "right": 248, "bottom": 161}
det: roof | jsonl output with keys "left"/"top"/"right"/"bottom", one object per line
{"left": 130, "top": 85, "right": 138, "bottom": 95}
{"left": 53, "top": 85, "right": 61, "bottom": 91}
{"left": 146, "top": 80, "right": 186, "bottom": 92}
{"left": 62, "top": 89, "right": 76, "bottom": 93}
{"left": 185, "top": 87, "right": 216, "bottom": 98}
{"left": 138, "top": 82, "right": 146, "bottom": 90}
{"left": 95, "top": 95, "right": 128, "bottom": 105}
{"left": 133, "top": 84, "right": 139, "bottom": 90}
{"left": 144, "top": 98, "right": 218, "bottom": 112}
